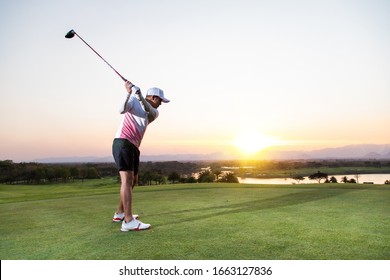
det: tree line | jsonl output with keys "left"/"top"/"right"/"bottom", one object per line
{"left": 292, "top": 171, "right": 359, "bottom": 184}
{"left": 0, "top": 160, "right": 239, "bottom": 185}
{"left": 0, "top": 160, "right": 112, "bottom": 184}
{"left": 1, "top": 159, "right": 389, "bottom": 185}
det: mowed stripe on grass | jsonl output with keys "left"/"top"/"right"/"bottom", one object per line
{"left": 1, "top": 180, "right": 389, "bottom": 259}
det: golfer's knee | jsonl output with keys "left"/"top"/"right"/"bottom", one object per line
{"left": 120, "top": 171, "right": 134, "bottom": 185}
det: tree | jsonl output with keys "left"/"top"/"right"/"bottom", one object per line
{"left": 329, "top": 176, "right": 338, "bottom": 183}
{"left": 70, "top": 167, "right": 80, "bottom": 182}
{"left": 154, "top": 173, "right": 166, "bottom": 185}
{"left": 44, "top": 167, "right": 56, "bottom": 182}
{"left": 185, "top": 176, "right": 197, "bottom": 183}
{"left": 168, "top": 172, "right": 180, "bottom": 184}
{"left": 31, "top": 167, "right": 46, "bottom": 184}
{"left": 197, "top": 170, "right": 215, "bottom": 183}
{"left": 139, "top": 171, "right": 163, "bottom": 185}
{"left": 291, "top": 175, "right": 305, "bottom": 184}
{"left": 0, "top": 160, "right": 15, "bottom": 183}
{"left": 214, "top": 170, "right": 222, "bottom": 182}
{"left": 60, "top": 167, "right": 71, "bottom": 182}
{"left": 86, "top": 167, "right": 99, "bottom": 179}
{"left": 220, "top": 172, "right": 239, "bottom": 183}
{"left": 308, "top": 171, "right": 328, "bottom": 183}
{"left": 355, "top": 173, "right": 360, "bottom": 184}
{"left": 140, "top": 171, "right": 154, "bottom": 185}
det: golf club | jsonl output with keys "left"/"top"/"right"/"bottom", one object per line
{"left": 65, "top": 29, "right": 127, "bottom": 82}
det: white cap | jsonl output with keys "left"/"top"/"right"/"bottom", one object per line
{"left": 146, "top": 87, "right": 170, "bottom": 103}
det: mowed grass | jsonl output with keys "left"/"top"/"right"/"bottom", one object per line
{"left": 0, "top": 178, "right": 389, "bottom": 260}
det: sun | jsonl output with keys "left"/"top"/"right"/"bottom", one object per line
{"left": 234, "top": 131, "right": 278, "bottom": 155}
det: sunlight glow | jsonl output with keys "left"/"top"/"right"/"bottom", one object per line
{"left": 234, "top": 131, "right": 279, "bottom": 155}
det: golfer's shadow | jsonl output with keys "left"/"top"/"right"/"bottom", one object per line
{"left": 151, "top": 188, "right": 356, "bottom": 227}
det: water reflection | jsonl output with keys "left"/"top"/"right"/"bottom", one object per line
{"left": 238, "top": 174, "right": 390, "bottom": 185}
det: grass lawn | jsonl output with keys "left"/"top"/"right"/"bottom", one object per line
{"left": 0, "top": 178, "right": 389, "bottom": 260}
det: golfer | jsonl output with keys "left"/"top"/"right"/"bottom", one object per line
{"left": 112, "top": 81, "right": 169, "bottom": 231}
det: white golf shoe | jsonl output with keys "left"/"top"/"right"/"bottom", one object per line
{"left": 121, "top": 219, "right": 151, "bottom": 231}
{"left": 113, "top": 212, "right": 138, "bottom": 222}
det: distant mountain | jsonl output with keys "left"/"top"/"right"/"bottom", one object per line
{"left": 33, "top": 144, "right": 390, "bottom": 163}
{"left": 140, "top": 152, "right": 231, "bottom": 162}
{"left": 311, "top": 144, "right": 390, "bottom": 159}
{"left": 383, "top": 151, "right": 390, "bottom": 159}
{"left": 364, "top": 152, "right": 382, "bottom": 159}
{"left": 33, "top": 153, "right": 230, "bottom": 163}
{"left": 34, "top": 156, "right": 114, "bottom": 163}
{"left": 262, "top": 144, "right": 390, "bottom": 160}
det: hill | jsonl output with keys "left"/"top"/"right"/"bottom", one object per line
{"left": 33, "top": 144, "right": 390, "bottom": 163}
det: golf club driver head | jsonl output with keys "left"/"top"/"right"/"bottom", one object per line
{"left": 65, "top": 29, "right": 76, "bottom": 39}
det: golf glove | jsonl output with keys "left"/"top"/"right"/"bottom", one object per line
{"left": 131, "top": 85, "right": 141, "bottom": 95}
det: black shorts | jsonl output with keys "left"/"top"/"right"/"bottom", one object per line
{"left": 112, "top": 138, "right": 140, "bottom": 173}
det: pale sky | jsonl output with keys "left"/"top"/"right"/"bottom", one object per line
{"left": 0, "top": 0, "right": 389, "bottom": 162}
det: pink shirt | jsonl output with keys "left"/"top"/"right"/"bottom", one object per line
{"left": 115, "top": 93, "right": 158, "bottom": 148}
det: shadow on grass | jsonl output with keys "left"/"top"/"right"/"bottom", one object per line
{"left": 152, "top": 188, "right": 358, "bottom": 227}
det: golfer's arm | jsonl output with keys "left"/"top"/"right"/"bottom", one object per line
{"left": 137, "top": 93, "right": 158, "bottom": 122}
{"left": 137, "top": 92, "right": 151, "bottom": 112}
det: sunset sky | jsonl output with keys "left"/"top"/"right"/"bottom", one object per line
{"left": 0, "top": 0, "right": 389, "bottom": 162}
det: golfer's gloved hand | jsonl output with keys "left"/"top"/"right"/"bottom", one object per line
{"left": 131, "top": 86, "right": 141, "bottom": 95}
{"left": 125, "top": 81, "right": 133, "bottom": 93}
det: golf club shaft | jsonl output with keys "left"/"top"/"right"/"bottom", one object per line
{"left": 73, "top": 32, "right": 127, "bottom": 82}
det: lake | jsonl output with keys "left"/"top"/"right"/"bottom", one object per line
{"left": 238, "top": 174, "right": 390, "bottom": 185}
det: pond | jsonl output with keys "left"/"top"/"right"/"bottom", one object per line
{"left": 238, "top": 174, "right": 390, "bottom": 185}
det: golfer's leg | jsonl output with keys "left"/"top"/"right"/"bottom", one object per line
{"left": 117, "top": 200, "right": 124, "bottom": 214}
{"left": 116, "top": 175, "right": 137, "bottom": 218}
{"left": 120, "top": 170, "right": 134, "bottom": 223}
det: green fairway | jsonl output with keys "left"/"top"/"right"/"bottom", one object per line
{"left": 1, "top": 179, "right": 389, "bottom": 260}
